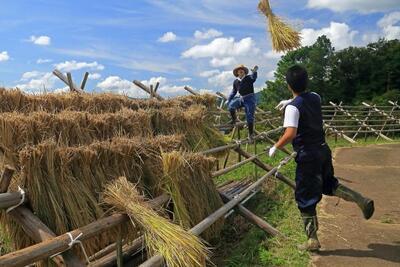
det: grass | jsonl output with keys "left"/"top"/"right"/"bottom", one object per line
{"left": 212, "top": 135, "right": 400, "bottom": 267}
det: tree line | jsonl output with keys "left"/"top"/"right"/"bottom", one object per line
{"left": 259, "top": 36, "right": 400, "bottom": 109}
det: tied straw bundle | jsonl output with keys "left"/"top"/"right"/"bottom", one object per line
{"left": 258, "top": 0, "right": 301, "bottom": 52}
{"left": 103, "top": 177, "right": 209, "bottom": 267}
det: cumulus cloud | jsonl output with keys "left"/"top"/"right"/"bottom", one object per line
{"left": 194, "top": 29, "right": 223, "bottom": 40}
{"left": 54, "top": 60, "right": 105, "bottom": 72}
{"left": 207, "top": 71, "right": 232, "bottom": 88}
{"left": 378, "top": 11, "right": 400, "bottom": 40}
{"left": 301, "top": 22, "right": 358, "bottom": 50}
{"left": 0, "top": 51, "right": 10, "bottom": 62}
{"left": 210, "top": 57, "right": 236, "bottom": 67}
{"left": 16, "top": 72, "right": 57, "bottom": 93}
{"left": 182, "top": 37, "right": 259, "bottom": 59}
{"left": 264, "top": 50, "right": 285, "bottom": 59}
{"left": 29, "top": 35, "right": 51, "bottom": 46}
{"left": 89, "top": 73, "right": 102, "bottom": 80}
{"left": 141, "top": 76, "right": 188, "bottom": 96}
{"left": 199, "top": 69, "right": 220, "bottom": 77}
{"left": 21, "top": 71, "right": 43, "bottom": 81}
{"left": 36, "top": 58, "right": 52, "bottom": 64}
{"left": 141, "top": 76, "right": 167, "bottom": 87}
{"left": 307, "top": 0, "right": 399, "bottom": 13}
{"left": 158, "top": 32, "right": 177, "bottom": 42}
{"left": 97, "top": 76, "right": 147, "bottom": 98}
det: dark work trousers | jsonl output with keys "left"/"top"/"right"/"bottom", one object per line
{"left": 294, "top": 144, "right": 339, "bottom": 215}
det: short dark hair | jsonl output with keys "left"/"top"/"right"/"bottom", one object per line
{"left": 286, "top": 65, "right": 308, "bottom": 93}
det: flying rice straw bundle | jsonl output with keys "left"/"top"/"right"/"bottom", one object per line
{"left": 258, "top": 0, "right": 301, "bottom": 52}
{"left": 103, "top": 177, "right": 209, "bottom": 267}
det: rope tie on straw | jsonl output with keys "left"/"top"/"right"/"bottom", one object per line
{"left": 274, "top": 163, "right": 284, "bottom": 178}
{"left": 51, "top": 232, "right": 90, "bottom": 264}
{"left": 6, "top": 186, "right": 25, "bottom": 213}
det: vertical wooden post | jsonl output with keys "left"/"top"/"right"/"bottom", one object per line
{"left": 237, "top": 127, "right": 241, "bottom": 163}
{"left": 80, "top": 72, "right": 89, "bottom": 90}
{"left": 0, "top": 167, "right": 15, "bottom": 193}
{"left": 67, "top": 72, "right": 74, "bottom": 92}
{"left": 116, "top": 230, "right": 123, "bottom": 267}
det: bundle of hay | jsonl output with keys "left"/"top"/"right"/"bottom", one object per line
{"left": 1, "top": 135, "right": 183, "bottom": 257}
{"left": 162, "top": 151, "right": 224, "bottom": 241}
{"left": 0, "top": 89, "right": 217, "bottom": 114}
{"left": 0, "top": 109, "right": 152, "bottom": 167}
{"left": 103, "top": 177, "right": 209, "bottom": 267}
{"left": 151, "top": 105, "right": 226, "bottom": 153}
{"left": 258, "top": 0, "right": 301, "bottom": 52}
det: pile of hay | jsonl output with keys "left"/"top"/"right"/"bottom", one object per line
{"left": 162, "top": 151, "right": 224, "bottom": 241}
{"left": 2, "top": 135, "right": 182, "bottom": 256}
{"left": 0, "top": 88, "right": 216, "bottom": 113}
{"left": 103, "top": 177, "right": 209, "bottom": 267}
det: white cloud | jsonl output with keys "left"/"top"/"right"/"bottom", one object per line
{"left": 0, "top": 51, "right": 10, "bottom": 62}
{"left": 54, "top": 60, "right": 105, "bottom": 72}
{"left": 141, "top": 76, "right": 188, "bottom": 96}
{"left": 267, "top": 70, "right": 275, "bottom": 80}
{"left": 199, "top": 89, "right": 215, "bottom": 94}
{"left": 97, "top": 76, "right": 147, "bottom": 98}
{"left": 378, "top": 11, "right": 400, "bottom": 40}
{"left": 54, "top": 86, "right": 69, "bottom": 94}
{"left": 180, "top": 77, "right": 192, "bottom": 82}
{"left": 36, "top": 58, "right": 52, "bottom": 64}
{"left": 199, "top": 69, "right": 220, "bottom": 77}
{"left": 16, "top": 72, "right": 57, "bottom": 93}
{"left": 207, "top": 71, "right": 232, "bottom": 88}
{"left": 307, "top": 0, "right": 399, "bottom": 13}
{"left": 264, "top": 50, "right": 285, "bottom": 59}
{"left": 210, "top": 57, "right": 236, "bottom": 67}
{"left": 29, "top": 35, "right": 51, "bottom": 46}
{"left": 301, "top": 22, "right": 358, "bottom": 50}
{"left": 194, "top": 29, "right": 223, "bottom": 40}
{"left": 89, "top": 73, "right": 102, "bottom": 80}
{"left": 21, "top": 71, "right": 43, "bottom": 81}
{"left": 158, "top": 32, "right": 177, "bottom": 43}
{"left": 141, "top": 76, "right": 167, "bottom": 87}
{"left": 182, "top": 37, "right": 259, "bottom": 59}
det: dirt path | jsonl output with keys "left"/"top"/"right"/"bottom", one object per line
{"left": 312, "top": 144, "right": 400, "bottom": 267}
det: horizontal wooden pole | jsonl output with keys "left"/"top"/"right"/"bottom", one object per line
{"left": 0, "top": 194, "right": 169, "bottom": 267}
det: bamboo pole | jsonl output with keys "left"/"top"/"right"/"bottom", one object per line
{"left": 183, "top": 86, "right": 199, "bottom": 95}
{"left": 52, "top": 69, "right": 84, "bottom": 93}
{"left": 80, "top": 72, "right": 89, "bottom": 90}
{"left": 139, "top": 153, "right": 296, "bottom": 267}
{"left": 132, "top": 80, "right": 163, "bottom": 101}
{"left": 0, "top": 166, "right": 15, "bottom": 192}
{"left": 330, "top": 102, "right": 392, "bottom": 141}
{"left": 0, "top": 194, "right": 170, "bottom": 267}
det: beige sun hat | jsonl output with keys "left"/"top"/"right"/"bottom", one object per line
{"left": 233, "top": 64, "right": 249, "bottom": 77}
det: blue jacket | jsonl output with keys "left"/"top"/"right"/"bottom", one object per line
{"left": 228, "top": 71, "right": 257, "bottom": 102}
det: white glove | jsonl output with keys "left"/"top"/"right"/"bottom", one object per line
{"left": 275, "top": 99, "right": 292, "bottom": 111}
{"left": 269, "top": 146, "right": 277, "bottom": 157}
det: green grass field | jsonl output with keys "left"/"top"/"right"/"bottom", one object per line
{"left": 212, "top": 136, "right": 399, "bottom": 267}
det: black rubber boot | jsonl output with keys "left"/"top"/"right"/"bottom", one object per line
{"left": 247, "top": 122, "right": 255, "bottom": 143}
{"left": 334, "top": 184, "right": 374, "bottom": 219}
{"left": 228, "top": 110, "right": 238, "bottom": 125}
{"left": 298, "top": 213, "right": 321, "bottom": 252}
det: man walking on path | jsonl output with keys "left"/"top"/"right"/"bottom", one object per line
{"left": 269, "top": 65, "right": 375, "bottom": 251}
{"left": 227, "top": 64, "right": 258, "bottom": 143}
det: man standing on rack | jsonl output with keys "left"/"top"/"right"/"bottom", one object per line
{"left": 227, "top": 64, "right": 259, "bottom": 143}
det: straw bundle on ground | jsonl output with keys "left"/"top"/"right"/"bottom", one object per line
{"left": 162, "top": 151, "right": 224, "bottom": 241}
{"left": 1, "top": 135, "right": 183, "bottom": 258}
{"left": 0, "top": 109, "right": 152, "bottom": 167}
{"left": 258, "top": 0, "right": 301, "bottom": 52}
{"left": 0, "top": 88, "right": 216, "bottom": 114}
{"left": 103, "top": 177, "right": 209, "bottom": 267}
{"left": 151, "top": 105, "right": 226, "bottom": 153}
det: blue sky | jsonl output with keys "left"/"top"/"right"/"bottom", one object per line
{"left": 0, "top": 0, "right": 399, "bottom": 97}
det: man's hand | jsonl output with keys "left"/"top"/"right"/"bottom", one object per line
{"left": 268, "top": 146, "right": 277, "bottom": 157}
{"left": 251, "top": 65, "right": 259, "bottom": 72}
{"left": 275, "top": 99, "right": 292, "bottom": 111}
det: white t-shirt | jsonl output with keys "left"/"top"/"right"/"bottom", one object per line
{"left": 283, "top": 92, "right": 321, "bottom": 128}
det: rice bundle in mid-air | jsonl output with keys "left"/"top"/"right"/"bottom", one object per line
{"left": 258, "top": 0, "right": 301, "bottom": 52}
{"left": 103, "top": 177, "right": 210, "bottom": 267}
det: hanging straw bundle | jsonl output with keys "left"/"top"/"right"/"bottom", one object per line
{"left": 258, "top": 0, "right": 301, "bottom": 52}
{"left": 162, "top": 151, "right": 224, "bottom": 241}
{"left": 103, "top": 177, "right": 209, "bottom": 267}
